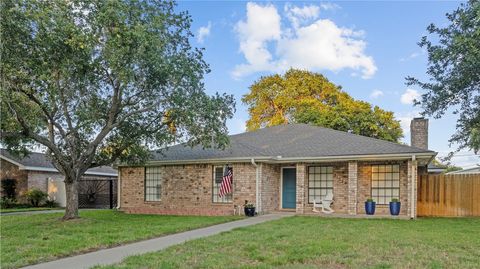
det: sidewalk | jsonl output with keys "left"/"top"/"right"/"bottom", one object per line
{"left": 21, "top": 213, "right": 293, "bottom": 269}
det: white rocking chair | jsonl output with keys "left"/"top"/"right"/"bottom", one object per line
{"left": 312, "top": 193, "right": 334, "bottom": 214}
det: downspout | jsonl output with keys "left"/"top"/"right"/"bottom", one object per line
{"left": 251, "top": 158, "right": 260, "bottom": 213}
{"left": 411, "top": 155, "right": 416, "bottom": 219}
{"left": 116, "top": 168, "right": 121, "bottom": 210}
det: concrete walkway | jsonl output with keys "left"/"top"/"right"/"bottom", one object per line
{"left": 21, "top": 213, "right": 293, "bottom": 269}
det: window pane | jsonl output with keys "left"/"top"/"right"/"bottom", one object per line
{"left": 213, "top": 166, "right": 233, "bottom": 203}
{"left": 371, "top": 165, "right": 400, "bottom": 205}
{"left": 145, "top": 167, "right": 161, "bottom": 201}
{"left": 393, "top": 165, "right": 400, "bottom": 172}
{"left": 307, "top": 166, "right": 334, "bottom": 203}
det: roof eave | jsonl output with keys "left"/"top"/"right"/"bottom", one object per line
{"left": 118, "top": 152, "right": 437, "bottom": 166}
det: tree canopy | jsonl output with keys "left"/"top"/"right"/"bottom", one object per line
{"left": 0, "top": 0, "right": 235, "bottom": 219}
{"left": 406, "top": 0, "right": 480, "bottom": 156}
{"left": 242, "top": 69, "right": 403, "bottom": 142}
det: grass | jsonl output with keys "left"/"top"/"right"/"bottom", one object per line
{"left": 0, "top": 210, "right": 241, "bottom": 269}
{"left": 96, "top": 216, "right": 480, "bottom": 269}
{"left": 0, "top": 207, "right": 62, "bottom": 213}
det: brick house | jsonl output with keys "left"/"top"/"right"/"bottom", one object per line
{"left": 118, "top": 118, "right": 436, "bottom": 218}
{"left": 0, "top": 150, "right": 117, "bottom": 206}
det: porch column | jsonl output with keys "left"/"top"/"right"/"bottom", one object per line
{"left": 407, "top": 160, "right": 418, "bottom": 218}
{"left": 296, "top": 163, "right": 306, "bottom": 214}
{"left": 347, "top": 161, "right": 358, "bottom": 215}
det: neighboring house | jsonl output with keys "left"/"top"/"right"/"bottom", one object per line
{"left": 118, "top": 118, "right": 436, "bottom": 218}
{"left": 427, "top": 163, "right": 446, "bottom": 174}
{"left": 447, "top": 167, "right": 480, "bottom": 175}
{"left": 0, "top": 149, "right": 117, "bottom": 206}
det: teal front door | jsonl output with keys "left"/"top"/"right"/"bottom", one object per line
{"left": 282, "top": 168, "right": 296, "bottom": 209}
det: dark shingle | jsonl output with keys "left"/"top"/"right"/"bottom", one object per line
{"left": 0, "top": 149, "right": 117, "bottom": 175}
{"left": 151, "top": 123, "right": 435, "bottom": 162}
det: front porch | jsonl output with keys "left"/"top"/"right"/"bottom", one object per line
{"left": 258, "top": 159, "right": 421, "bottom": 218}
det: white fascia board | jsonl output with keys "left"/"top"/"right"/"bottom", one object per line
{"left": 117, "top": 152, "right": 437, "bottom": 166}
{"left": 20, "top": 166, "right": 117, "bottom": 177}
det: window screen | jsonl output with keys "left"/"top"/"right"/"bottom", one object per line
{"left": 308, "top": 166, "right": 333, "bottom": 203}
{"left": 371, "top": 164, "right": 400, "bottom": 204}
{"left": 213, "top": 166, "right": 233, "bottom": 203}
{"left": 145, "top": 167, "right": 162, "bottom": 201}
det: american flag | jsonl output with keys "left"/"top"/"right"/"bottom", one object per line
{"left": 219, "top": 166, "right": 233, "bottom": 197}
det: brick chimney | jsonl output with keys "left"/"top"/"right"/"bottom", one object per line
{"left": 410, "top": 117, "right": 428, "bottom": 149}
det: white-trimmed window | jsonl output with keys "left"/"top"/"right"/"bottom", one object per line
{"left": 371, "top": 164, "right": 400, "bottom": 204}
{"left": 308, "top": 166, "right": 333, "bottom": 203}
{"left": 145, "top": 167, "right": 162, "bottom": 201}
{"left": 212, "top": 166, "right": 233, "bottom": 203}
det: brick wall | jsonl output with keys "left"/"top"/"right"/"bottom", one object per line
{"left": 295, "top": 163, "right": 306, "bottom": 214}
{"left": 0, "top": 159, "right": 28, "bottom": 200}
{"left": 260, "top": 164, "right": 280, "bottom": 213}
{"left": 357, "top": 160, "right": 409, "bottom": 216}
{"left": 119, "top": 163, "right": 257, "bottom": 216}
{"left": 27, "top": 171, "right": 61, "bottom": 193}
{"left": 348, "top": 161, "right": 358, "bottom": 215}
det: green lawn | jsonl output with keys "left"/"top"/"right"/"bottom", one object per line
{"left": 0, "top": 210, "right": 241, "bottom": 269}
{"left": 0, "top": 207, "right": 62, "bottom": 213}
{"left": 97, "top": 216, "right": 480, "bottom": 269}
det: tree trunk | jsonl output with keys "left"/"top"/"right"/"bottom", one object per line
{"left": 63, "top": 179, "right": 79, "bottom": 220}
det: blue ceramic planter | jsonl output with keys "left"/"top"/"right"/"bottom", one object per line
{"left": 365, "top": 201, "right": 376, "bottom": 215}
{"left": 389, "top": 202, "right": 401, "bottom": 215}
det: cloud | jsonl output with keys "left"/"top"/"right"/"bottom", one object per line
{"left": 197, "top": 21, "right": 212, "bottom": 43}
{"left": 232, "top": 3, "right": 281, "bottom": 78}
{"left": 400, "top": 89, "right": 420, "bottom": 105}
{"left": 370, "top": 89, "right": 384, "bottom": 99}
{"left": 232, "top": 2, "right": 376, "bottom": 79}
{"left": 399, "top": 50, "right": 425, "bottom": 62}
{"left": 285, "top": 4, "right": 320, "bottom": 28}
{"left": 319, "top": 2, "right": 341, "bottom": 11}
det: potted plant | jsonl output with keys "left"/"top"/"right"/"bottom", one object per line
{"left": 389, "top": 198, "right": 401, "bottom": 216}
{"left": 365, "top": 198, "right": 376, "bottom": 215}
{"left": 244, "top": 201, "right": 256, "bottom": 217}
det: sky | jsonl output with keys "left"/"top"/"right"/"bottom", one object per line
{"left": 175, "top": 0, "right": 478, "bottom": 168}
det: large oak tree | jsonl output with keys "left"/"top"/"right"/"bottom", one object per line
{"left": 406, "top": 0, "right": 479, "bottom": 156}
{"left": 0, "top": 0, "right": 235, "bottom": 219}
{"left": 242, "top": 69, "right": 403, "bottom": 142}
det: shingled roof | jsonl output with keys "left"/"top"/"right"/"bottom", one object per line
{"left": 0, "top": 149, "right": 117, "bottom": 176}
{"left": 151, "top": 124, "right": 436, "bottom": 163}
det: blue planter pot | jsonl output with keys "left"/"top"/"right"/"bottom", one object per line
{"left": 365, "top": 201, "right": 376, "bottom": 215}
{"left": 389, "top": 202, "right": 401, "bottom": 215}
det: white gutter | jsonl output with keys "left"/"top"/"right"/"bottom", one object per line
{"left": 128, "top": 152, "right": 436, "bottom": 166}
{"left": 411, "top": 154, "right": 416, "bottom": 219}
{"left": 251, "top": 158, "right": 261, "bottom": 213}
{"left": 19, "top": 166, "right": 118, "bottom": 177}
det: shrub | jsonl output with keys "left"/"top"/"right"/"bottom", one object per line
{"left": 391, "top": 198, "right": 400, "bottom": 203}
{"left": 366, "top": 198, "right": 375, "bottom": 202}
{"left": 24, "top": 189, "right": 48, "bottom": 207}
{"left": 1, "top": 179, "right": 17, "bottom": 199}
{"left": 44, "top": 199, "right": 59, "bottom": 208}
{"left": 0, "top": 197, "right": 16, "bottom": 209}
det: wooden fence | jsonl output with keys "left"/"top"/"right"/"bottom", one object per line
{"left": 417, "top": 174, "right": 480, "bottom": 217}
